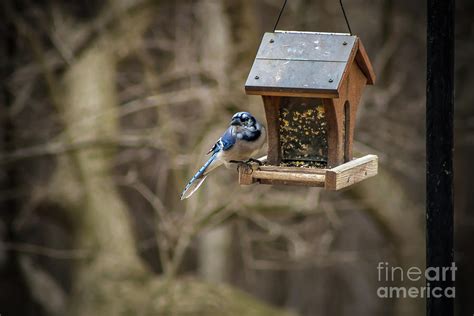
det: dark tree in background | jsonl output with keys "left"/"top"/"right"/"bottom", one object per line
{"left": 454, "top": 0, "right": 474, "bottom": 315}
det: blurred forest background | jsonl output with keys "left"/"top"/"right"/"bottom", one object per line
{"left": 0, "top": 0, "right": 473, "bottom": 315}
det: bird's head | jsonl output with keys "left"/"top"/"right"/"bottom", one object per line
{"left": 229, "top": 112, "right": 263, "bottom": 141}
{"left": 230, "top": 111, "right": 259, "bottom": 130}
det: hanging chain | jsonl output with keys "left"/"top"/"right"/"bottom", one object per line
{"left": 273, "top": 0, "right": 288, "bottom": 32}
{"left": 272, "top": 0, "right": 354, "bottom": 35}
{"left": 339, "top": 0, "right": 353, "bottom": 35}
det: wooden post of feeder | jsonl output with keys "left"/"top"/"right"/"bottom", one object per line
{"left": 327, "top": 40, "right": 375, "bottom": 166}
{"left": 262, "top": 96, "right": 282, "bottom": 165}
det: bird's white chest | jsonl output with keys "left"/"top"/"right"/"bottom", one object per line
{"left": 219, "top": 126, "right": 266, "bottom": 164}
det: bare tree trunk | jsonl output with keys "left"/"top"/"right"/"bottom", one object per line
{"left": 49, "top": 9, "right": 151, "bottom": 314}
{"left": 9, "top": 2, "right": 294, "bottom": 315}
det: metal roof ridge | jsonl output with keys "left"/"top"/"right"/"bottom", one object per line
{"left": 274, "top": 30, "right": 353, "bottom": 36}
{"left": 255, "top": 58, "right": 349, "bottom": 63}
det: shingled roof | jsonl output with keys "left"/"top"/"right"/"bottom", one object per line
{"left": 245, "top": 31, "right": 375, "bottom": 98}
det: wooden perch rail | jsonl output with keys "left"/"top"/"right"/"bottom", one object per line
{"left": 238, "top": 155, "right": 378, "bottom": 190}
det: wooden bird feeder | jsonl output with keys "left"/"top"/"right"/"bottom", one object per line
{"left": 239, "top": 31, "right": 378, "bottom": 190}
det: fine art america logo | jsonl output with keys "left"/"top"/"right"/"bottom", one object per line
{"left": 377, "top": 262, "right": 456, "bottom": 299}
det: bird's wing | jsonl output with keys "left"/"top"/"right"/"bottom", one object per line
{"left": 181, "top": 151, "right": 223, "bottom": 200}
{"left": 180, "top": 174, "right": 208, "bottom": 200}
{"left": 206, "top": 142, "right": 218, "bottom": 155}
{"left": 206, "top": 127, "right": 235, "bottom": 154}
{"left": 219, "top": 127, "right": 236, "bottom": 151}
{"left": 182, "top": 128, "right": 236, "bottom": 200}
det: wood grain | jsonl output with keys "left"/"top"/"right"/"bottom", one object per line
{"left": 329, "top": 59, "right": 368, "bottom": 166}
{"left": 238, "top": 164, "right": 256, "bottom": 185}
{"left": 325, "top": 155, "right": 378, "bottom": 190}
{"left": 355, "top": 40, "right": 376, "bottom": 85}
{"left": 262, "top": 96, "right": 281, "bottom": 165}
{"left": 252, "top": 169, "right": 325, "bottom": 183}
{"left": 259, "top": 165, "right": 326, "bottom": 174}
{"left": 337, "top": 37, "right": 360, "bottom": 92}
{"left": 259, "top": 179, "right": 325, "bottom": 187}
{"left": 237, "top": 155, "right": 378, "bottom": 190}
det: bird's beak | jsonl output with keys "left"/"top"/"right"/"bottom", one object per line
{"left": 230, "top": 118, "right": 241, "bottom": 126}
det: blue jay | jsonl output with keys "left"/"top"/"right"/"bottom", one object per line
{"left": 180, "top": 112, "right": 266, "bottom": 200}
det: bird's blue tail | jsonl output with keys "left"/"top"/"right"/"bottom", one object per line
{"left": 181, "top": 152, "right": 219, "bottom": 200}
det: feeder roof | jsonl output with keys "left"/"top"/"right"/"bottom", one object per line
{"left": 245, "top": 31, "right": 375, "bottom": 98}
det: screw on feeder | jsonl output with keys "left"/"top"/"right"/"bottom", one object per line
{"left": 269, "top": 39, "right": 275, "bottom": 43}
{"left": 329, "top": 78, "right": 334, "bottom": 83}
{"left": 343, "top": 41, "right": 348, "bottom": 46}
{"left": 255, "top": 76, "right": 260, "bottom": 80}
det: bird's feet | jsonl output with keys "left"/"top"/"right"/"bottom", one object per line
{"left": 230, "top": 158, "right": 263, "bottom": 166}
{"left": 229, "top": 158, "right": 262, "bottom": 172}
{"left": 246, "top": 158, "right": 264, "bottom": 165}
{"left": 229, "top": 160, "right": 250, "bottom": 171}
